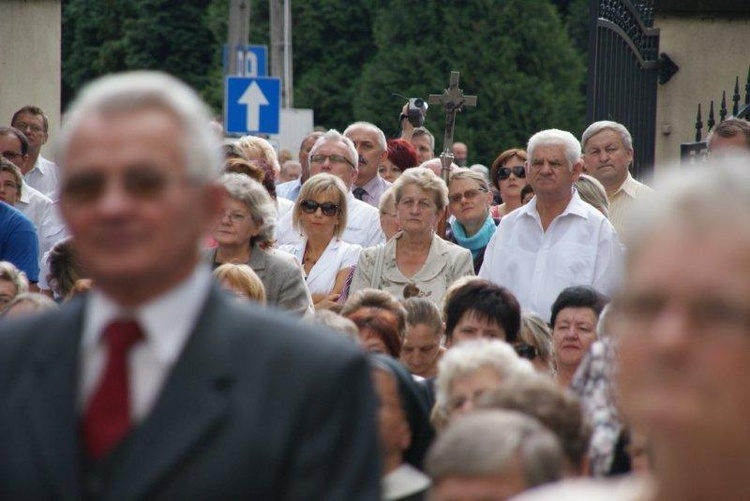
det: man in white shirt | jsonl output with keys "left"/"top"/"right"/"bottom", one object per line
{"left": 581, "top": 120, "right": 655, "bottom": 236}
{"left": 479, "top": 129, "right": 623, "bottom": 321}
{"left": 276, "top": 129, "right": 385, "bottom": 247}
{"left": 344, "top": 121, "right": 391, "bottom": 207}
{"left": 10, "top": 105, "right": 60, "bottom": 199}
{"left": 0, "top": 71, "right": 380, "bottom": 500}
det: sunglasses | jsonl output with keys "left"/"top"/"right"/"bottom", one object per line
{"left": 300, "top": 199, "right": 339, "bottom": 217}
{"left": 497, "top": 165, "right": 526, "bottom": 180}
{"left": 514, "top": 343, "right": 538, "bottom": 361}
{"left": 61, "top": 168, "right": 184, "bottom": 204}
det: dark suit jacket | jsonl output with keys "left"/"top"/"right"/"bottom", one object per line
{"left": 0, "top": 286, "right": 380, "bottom": 500}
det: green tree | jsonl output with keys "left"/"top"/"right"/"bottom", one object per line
{"left": 355, "top": 0, "right": 586, "bottom": 165}
{"left": 291, "top": 1, "right": 378, "bottom": 130}
{"left": 62, "top": 0, "right": 220, "bottom": 112}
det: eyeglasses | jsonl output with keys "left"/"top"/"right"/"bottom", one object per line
{"left": 514, "top": 343, "right": 539, "bottom": 360}
{"left": 310, "top": 154, "right": 356, "bottom": 169}
{"left": 61, "top": 168, "right": 186, "bottom": 204}
{"left": 1, "top": 151, "right": 23, "bottom": 161}
{"left": 497, "top": 166, "right": 526, "bottom": 180}
{"left": 448, "top": 188, "right": 488, "bottom": 204}
{"left": 221, "top": 210, "right": 250, "bottom": 224}
{"left": 13, "top": 122, "right": 45, "bottom": 134}
{"left": 300, "top": 199, "right": 339, "bottom": 217}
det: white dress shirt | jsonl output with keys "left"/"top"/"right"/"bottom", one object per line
{"left": 280, "top": 238, "right": 361, "bottom": 294}
{"left": 24, "top": 155, "right": 60, "bottom": 200}
{"left": 15, "top": 182, "right": 67, "bottom": 263}
{"left": 276, "top": 192, "right": 385, "bottom": 248}
{"left": 479, "top": 189, "right": 624, "bottom": 321}
{"left": 79, "top": 265, "right": 212, "bottom": 422}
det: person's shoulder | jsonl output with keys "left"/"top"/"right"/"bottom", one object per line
{"left": 37, "top": 156, "right": 59, "bottom": 172}
{"left": 0, "top": 202, "right": 34, "bottom": 229}
{"left": 350, "top": 197, "right": 379, "bottom": 217}
{"left": 0, "top": 299, "right": 82, "bottom": 380}
{"left": 208, "top": 287, "right": 362, "bottom": 364}
{"left": 511, "top": 475, "right": 654, "bottom": 501}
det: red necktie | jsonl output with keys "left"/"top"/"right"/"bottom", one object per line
{"left": 83, "top": 319, "right": 143, "bottom": 460}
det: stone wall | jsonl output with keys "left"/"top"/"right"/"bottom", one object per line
{"left": 0, "top": 0, "right": 61, "bottom": 158}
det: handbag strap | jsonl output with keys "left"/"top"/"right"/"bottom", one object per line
{"left": 370, "top": 243, "right": 386, "bottom": 288}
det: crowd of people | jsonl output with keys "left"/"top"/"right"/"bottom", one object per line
{"left": 1, "top": 71, "right": 750, "bottom": 499}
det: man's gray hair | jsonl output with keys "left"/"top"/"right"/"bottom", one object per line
{"left": 220, "top": 173, "right": 277, "bottom": 246}
{"left": 412, "top": 127, "right": 435, "bottom": 151}
{"left": 527, "top": 129, "right": 581, "bottom": 171}
{"left": 309, "top": 129, "right": 359, "bottom": 171}
{"left": 435, "top": 338, "right": 534, "bottom": 410}
{"left": 344, "top": 121, "right": 387, "bottom": 151}
{"left": 56, "top": 71, "right": 222, "bottom": 183}
{"left": 426, "top": 409, "right": 563, "bottom": 488}
{"left": 581, "top": 120, "right": 634, "bottom": 151}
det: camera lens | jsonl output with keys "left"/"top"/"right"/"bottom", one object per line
{"left": 413, "top": 98, "right": 424, "bottom": 108}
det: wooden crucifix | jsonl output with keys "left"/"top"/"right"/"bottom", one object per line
{"left": 428, "top": 71, "right": 477, "bottom": 237}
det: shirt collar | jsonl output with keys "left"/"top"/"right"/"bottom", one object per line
{"left": 612, "top": 172, "right": 638, "bottom": 198}
{"left": 520, "top": 188, "right": 589, "bottom": 222}
{"left": 82, "top": 264, "right": 212, "bottom": 365}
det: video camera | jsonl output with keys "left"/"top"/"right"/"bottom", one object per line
{"left": 406, "top": 98, "right": 428, "bottom": 127}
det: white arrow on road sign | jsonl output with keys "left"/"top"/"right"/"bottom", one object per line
{"left": 239, "top": 81, "right": 269, "bottom": 131}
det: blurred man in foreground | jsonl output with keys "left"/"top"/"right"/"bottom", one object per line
{"left": 0, "top": 71, "right": 380, "bottom": 500}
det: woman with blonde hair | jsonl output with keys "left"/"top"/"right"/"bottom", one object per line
{"left": 280, "top": 173, "right": 361, "bottom": 310}
{"left": 213, "top": 263, "right": 267, "bottom": 304}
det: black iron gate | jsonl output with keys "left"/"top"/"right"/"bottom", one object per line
{"left": 587, "top": 0, "right": 660, "bottom": 178}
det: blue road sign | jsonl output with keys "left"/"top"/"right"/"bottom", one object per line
{"left": 222, "top": 44, "right": 268, "bottom": 77}
{"left": 225, "top": 76, "right": 281, "bottom": 134}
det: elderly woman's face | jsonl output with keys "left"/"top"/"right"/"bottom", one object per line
{"left": 396, "top": 184, "right": 440, "bottom": 235}
{"left": 213, "top": 197, "right": 260, "bottom": 247}
{"left": 447, "top": 365, "right": 503, "bottom": 417}
{"left": 496, "top": 156, "right": 528, "bottom": 202}
{"left": 552, "top": 306, "right": 598, "bottom": 372}
{"left": 448, "top": 178, "right": 491, "bottom": 227}
{"left": 401, "top": 322, "right": 442, "bottom": 377}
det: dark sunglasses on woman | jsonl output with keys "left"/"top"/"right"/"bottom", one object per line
{"left": 300, "top": 199, "right": 339, "bottom": 217}
{"left": 497, "top": 166, "right": 526, "bottom": 180}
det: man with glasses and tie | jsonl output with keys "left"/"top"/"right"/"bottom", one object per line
{"left": 0, "top": 72, "right": 381, "bottom": 500}
{"left": 479, "top": 129, "right": 623, "bottom": 322}
{"left": 276, "top": 129, "right": 385, "bottom": 247}
{"left": 10, "top": 105, "right": 60, "bottom": 199}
